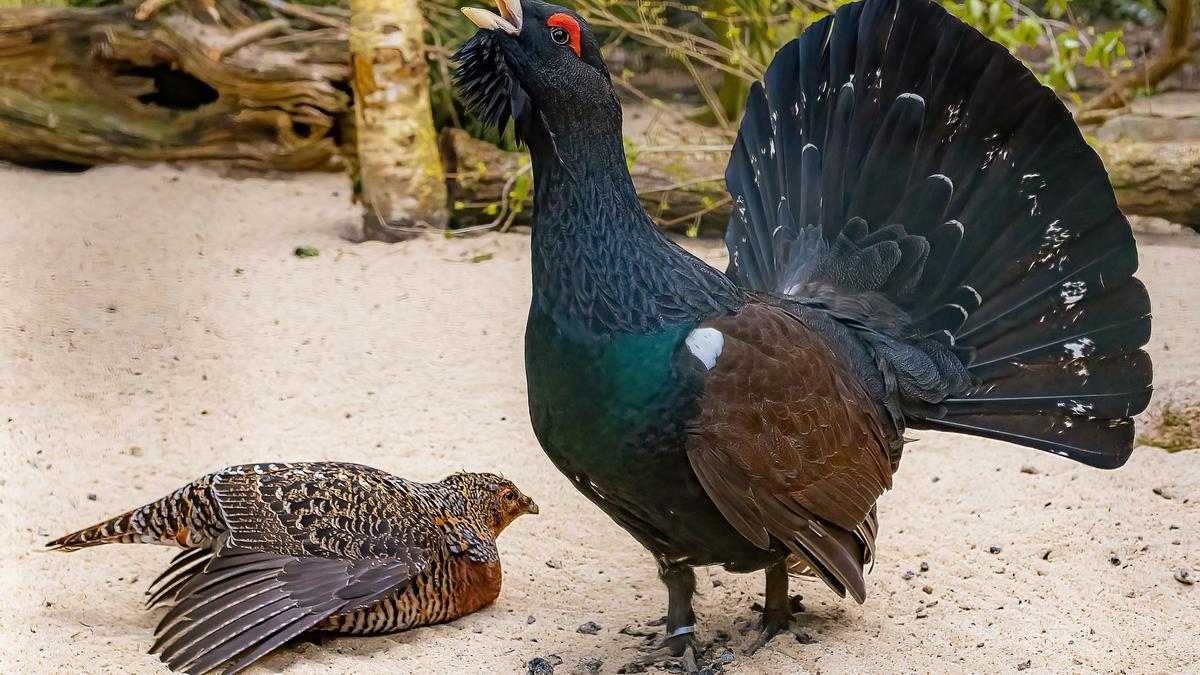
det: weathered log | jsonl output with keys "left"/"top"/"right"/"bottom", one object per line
{"left": 440, "top": 127, "right": 732, "bottom": 234}
{"left": 442, "top": 128, "right": 1200, "bottom": 233}
{"left": 350, "top": 0, "right": 448, "bottom": 241}
{"left": 0, "top": 4, "right": 352, "bottom": 171}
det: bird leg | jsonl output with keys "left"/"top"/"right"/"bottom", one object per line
{"left": 744, "top": 561, "right": 795, "bottom": 655}
{"left": 623, "top": 563, "right": 700, "bottom": 672}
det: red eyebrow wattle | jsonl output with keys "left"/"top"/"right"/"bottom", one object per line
{"left": 547, "top": 13, "right": 582, "bottom": 57}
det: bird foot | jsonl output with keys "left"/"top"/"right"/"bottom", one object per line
{"left": 743, "top": 611, "right": 798, "bottom": 656}
{"left": 620, "top": 627, "right": 701, "bottom": 673}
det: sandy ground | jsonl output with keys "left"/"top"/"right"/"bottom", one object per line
{"left": 1, "top": 164, "right": 1197, "bottom": 675}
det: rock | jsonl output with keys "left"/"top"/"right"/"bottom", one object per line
{"left": 789, "top": 594, "right": 804, "bottom": 613}
{"left": 922, "top": 586, "right": 933, "bottom": 594}
{"left": 86, "top": 493, "right": 97, "bottom": 501}
{"left": 573, "top": 658, "right": 602, "bottom": 674}
{"left": 1174, "top": 568, "right": 1195, "bottom": 585}
{"left": 527, "top": 615, "right": 536, "bottom": 624}
{"left": 527, "top": 657, "right": 556, "bottom": 675}
{"left": 919, "top": 561, "right": 930, "bottom": 572}
{"left": 1110, "top": 556, "right": 1121, "bottom": 566}
{"left": 712, "top": 579, "right": 722, "bottom": 588}
{"left": 1017, "top": 659, "right": 1032, "bottom": 670}
{"left": 545, "top": 559, "right": 563, "bottom": 569}
{"left": 577, "top": 621, "right": 602, "bottom": 635}
{"left": 1152, "top": 487, "right": 1175, "bottom": 500}
{"left": 1020, "top": 465, "right": 1039, "bottom": 474}
{"left": 988, "top": 546, "right": 1002, "bottom": 555}
{"left": 902, "top": 570, "right": 915, "bottom": 580}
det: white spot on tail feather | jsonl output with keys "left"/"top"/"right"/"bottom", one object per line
{"left": 686, "top": 328, "right": 724, "bottom": 370}
{"left": 1063, "top": 338, "right": 1095, "bottom": 359}
{"left": 1060, "top": 281, "right": 1088, "bottom": 306}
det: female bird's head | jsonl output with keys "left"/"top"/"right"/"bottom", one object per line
{"left": 453, "top": 0, "right": 618, "bottom": 147}
{"left": 452, "top": 472, "right": 539, "bottom": 535}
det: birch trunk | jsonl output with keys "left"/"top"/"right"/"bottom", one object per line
{"left": 349, "top": 0, "right": 447, "bottom": 241}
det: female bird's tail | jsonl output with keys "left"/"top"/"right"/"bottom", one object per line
{"left": 47, "top": 479, "right": 223, "bottom": 551}
{"left": 724, "top": 0, "right": 1151, "bottom": 467}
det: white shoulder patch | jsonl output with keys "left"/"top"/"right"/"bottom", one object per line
{"left": 686, "top": 328, "right": 724, "bottom": 370}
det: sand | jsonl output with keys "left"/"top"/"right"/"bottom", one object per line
{"left": 1, "top": 163, "right": 1197, "bottom": 674}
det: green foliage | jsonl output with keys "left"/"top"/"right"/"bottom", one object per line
{"left": 293, "top": 246, "right": 321, "bottom": 258}
{"left": 941, "top": 0, "right": 1128, "bottom": 94}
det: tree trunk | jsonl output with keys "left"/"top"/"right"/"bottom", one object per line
{"left": 349, "top": 0, "right": 447, "bottom": 241}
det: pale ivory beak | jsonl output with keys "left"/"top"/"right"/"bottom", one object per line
{"left": 462, "top": 0, "right": 522, "bottom": 36}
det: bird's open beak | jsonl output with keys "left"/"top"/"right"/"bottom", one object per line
{"left": 462, "top": 0, "right": 522, "bottom": 36}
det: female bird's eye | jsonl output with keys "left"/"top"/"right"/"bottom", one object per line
{"left": 550, "top": 27, "right": 570, "bottom": 46}
{"left": 502, "top": 490, "right": 517, "bottom": 501}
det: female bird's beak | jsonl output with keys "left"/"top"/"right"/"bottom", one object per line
{"left": 523, "top": 497, "right": 540, "bottom": 515}
{"left": 462, "top": 0, "right": 522, "bottom": 36}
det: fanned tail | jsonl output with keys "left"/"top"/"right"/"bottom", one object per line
{"left": 724, "top": 0, "right": 1151, "bottom": 468}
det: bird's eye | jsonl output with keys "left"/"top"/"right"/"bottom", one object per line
{"left": 550, "top": 26, "right": 570, "bottom": 46}
{"left": 502, "top": 490, "right": 517, "bottom": 501}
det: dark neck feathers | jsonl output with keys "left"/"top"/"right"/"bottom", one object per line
{"left": 524, "top": 100, "right": 742, "bottom": 335}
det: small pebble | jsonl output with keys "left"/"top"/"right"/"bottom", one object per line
{"left": 86, "top": 493, "right": 97, "bottom": 501}
{"left": 577, "top": 621, "right": 601, "bottom": 635}
{"left": 1017, "top": 659, "right": 1031, "bottom": 671}
{"left": 902, "top": 570, "right": 915, "bottom": 580}
{"left": 795, "top": 632, "right": 816, "bottom": 645}
{"left": 922, "top": 585, "right": 933, "bottom": 594}
{"left": 789, "top": 595, "right": 804, "bottom": 613}
{"left": 988, "top": 546, "right": 1002, "bottom": 555}
{"left": 574, "top": 659, "right": 602, "bottom": 675}
{"left": 919, "top": 561, "right": 929, "bottom": 572}
{"left": 128, "top": 446, "right": 143, "bottom": 457}
{"left": 1109, "top": 556, "right": 1121, "bottom": 566}
{"left": 712, "top": 579, "right": 722, "bottom": 588}
{"left": 545, "top": 559, "right": 563, "bottom": 569}
{"left": 527, "top": 615, "right": 536, "bottom": 624}
{"left": 527, "top": 657, "right": 555, "bottom": 675}
{"left": 1020, "top": 465, "right": 1039, "bottom": 474}
{"left": 1174, "top": 568, "right": 1195, "bottom": 585}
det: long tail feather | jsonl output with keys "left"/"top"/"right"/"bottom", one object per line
{"left": 724, "top": 0, "right": 1151, "bottom": 467}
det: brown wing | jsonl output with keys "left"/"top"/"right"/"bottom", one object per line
{"left": 211, "top": 462, "right": 437, "bottom": 560}
{"left": 686, "top": 302, "right": 895, "bottom": 602}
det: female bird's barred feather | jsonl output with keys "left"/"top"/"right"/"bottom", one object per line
{"left": 48, "top": 463, "right": 535, "bottom": 674}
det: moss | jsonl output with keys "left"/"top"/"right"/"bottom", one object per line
{"left": 1137, "top": 401, "right": 1200, "bottom": 452}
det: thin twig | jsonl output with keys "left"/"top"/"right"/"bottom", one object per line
{"left": 250, "top": 0, "right": 344, "bottom": 30}
{"left": 133, "top": 0, "right": 177, "bottom": 21}
{"left": 209, "top": 19, "right": 290, "bottom": 60}
{"left": 638, "top": 174, "right": 726, "bottom": 194}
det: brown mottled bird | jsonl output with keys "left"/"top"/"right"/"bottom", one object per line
{"left": 48, "top": 462, "right": 538, "bottom": 674}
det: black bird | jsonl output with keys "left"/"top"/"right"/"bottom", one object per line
{"left": 455, "top": 0, "right": 1152, "bottom": 663}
